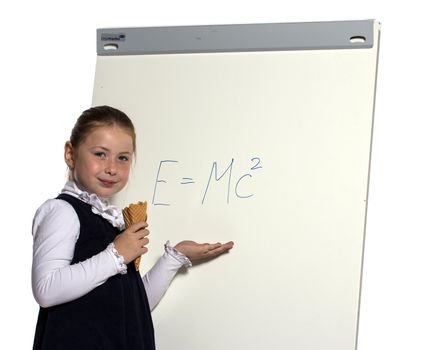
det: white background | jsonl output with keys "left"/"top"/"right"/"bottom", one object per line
{"left": 1, "top": 1, "right": 436, "bottom": 349}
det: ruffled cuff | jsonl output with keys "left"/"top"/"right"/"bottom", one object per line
{"left": 107, "top": 243, "right": 128, "bottom": 275}
{"left": 165, "top": 240, "right": 192, "bottom": 268}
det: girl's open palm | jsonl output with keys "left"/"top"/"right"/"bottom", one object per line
{"left": 175, "top": 240, "right": 234, "bottom": 264}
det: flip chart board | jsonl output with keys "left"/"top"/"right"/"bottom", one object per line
{"left": 92, "top": 20, "right": 380, "bottom": 350}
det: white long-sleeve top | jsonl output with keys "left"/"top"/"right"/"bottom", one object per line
{"left": 32, "top": 182, "right": 191, "bottom": 310}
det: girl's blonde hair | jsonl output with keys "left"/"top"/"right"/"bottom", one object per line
{"left": 70, "top": 105, "right": 136, "bottom": 152}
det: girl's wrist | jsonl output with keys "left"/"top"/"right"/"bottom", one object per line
{"left": 165, "top": 241, "right": 192, "bottom": 268}
{"left": 107, "top": 242, "right": 128, "bottom": 274}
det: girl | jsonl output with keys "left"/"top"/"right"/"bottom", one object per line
{"left": 31, "top": 105, "right": 234, "bottom": 350}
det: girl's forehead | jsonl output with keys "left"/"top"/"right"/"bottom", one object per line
{"left": 83, "top": 125, "right": 134, "bottom": 151}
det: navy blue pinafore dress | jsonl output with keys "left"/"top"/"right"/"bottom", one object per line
{"left": 33, "top": 194, "right": 155, "bottom": 350}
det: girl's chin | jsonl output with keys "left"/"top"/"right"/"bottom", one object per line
{"left": 95, "top": 185, "right": 122, "bottom": 198}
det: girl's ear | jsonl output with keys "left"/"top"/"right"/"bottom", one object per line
{"left": 64, "top": 141, "right": 75, "bottom": 170}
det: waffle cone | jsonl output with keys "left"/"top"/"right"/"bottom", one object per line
{"left": 122, "top": 201, "right": 148, "bottom": 271}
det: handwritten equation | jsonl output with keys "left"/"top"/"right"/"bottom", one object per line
{"left": 152, "top": 157, "right": 262, "bottom": 206}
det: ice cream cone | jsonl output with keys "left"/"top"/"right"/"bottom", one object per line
{"left": 122, "top": 201, "right": 147, "bottom": 271}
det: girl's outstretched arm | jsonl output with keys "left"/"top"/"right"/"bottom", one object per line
{"left": 142, "top": 240, "right": 234, "bottom": 309}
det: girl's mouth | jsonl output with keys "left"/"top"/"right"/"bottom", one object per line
{"left": 99, "top": 179, "right": 117, "bottom": 186}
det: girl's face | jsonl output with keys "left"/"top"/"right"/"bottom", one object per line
{"left": 64, "top": 125, "right": 134, "bottom": 198}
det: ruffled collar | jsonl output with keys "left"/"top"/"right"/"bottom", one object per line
{"left": 61, "top": 181, "right": 125, "bottom": 230}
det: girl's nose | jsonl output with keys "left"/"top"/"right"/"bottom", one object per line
{"left": 104, "top": 160, "right": 117, "bottom": 175}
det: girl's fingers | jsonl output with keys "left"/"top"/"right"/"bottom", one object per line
{"left": 128, "top": 221, "right": 148, "bottom": 232}
{"left": 206, "top": 242, "right": 234, "bottom": 256}
{"left": 207, "top": 243, "right": 221, "bottom": 250}
{"left": 223, "top": 241, "right": 234, "bottom": 249}
{"left": 135, "top": 229, "right": 149, "bottom": 240}
{"left": 140, "top": 237, "right": 149, "bottom": 246}
{"left": 140, "top": 246, "right": 148, "bottom": 254}
{"left": 125, "top": 223, "right": 149, "bottom": 239}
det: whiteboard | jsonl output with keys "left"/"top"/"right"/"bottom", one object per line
{"left": 92, "top": 20, "right": 380, "bottom": 350}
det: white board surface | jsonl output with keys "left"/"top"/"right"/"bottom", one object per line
{"left": 92, "top": 20, "right": 380, "bottom": 350}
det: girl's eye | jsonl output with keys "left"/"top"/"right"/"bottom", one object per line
{"left": 118, "top": 155, "right": 130, "bottom": 162}
{"left": 94, "top": 152, "right": 106, "bottom": 159}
